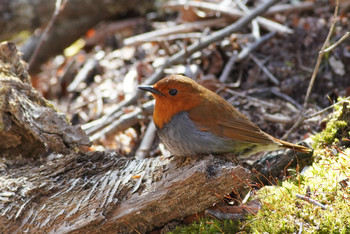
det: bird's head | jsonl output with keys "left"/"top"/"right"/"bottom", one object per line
{"left": 138, "top": 75, "right": 204, "bottom": 128}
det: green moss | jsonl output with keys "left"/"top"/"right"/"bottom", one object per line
{"left": 247, "top": 154, "right": 350, "bottom": 233}
{"left": 169, "top": 218, "right": 242, "bottom": 234}
{"left": 170, "top": 98, "right": 350, "bottom": 234}
{"left": 312, "top": 98, "right": 350, "bottom": 147}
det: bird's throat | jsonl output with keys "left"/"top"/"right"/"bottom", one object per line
{"left": 153, "top": 95, "right": 201, "bottom": 129}
{"left": 153, "top": 100, "right": 179, "bottom": 129}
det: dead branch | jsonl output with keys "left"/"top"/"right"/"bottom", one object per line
{"left": 296, "top": 194, "right": 329, "bottom": 210}
{"left": 85, "top": 100, "right": 154, "bottom": 141}
{"left": 165, "top": 0, "right": 293, "bottom": 34}
{"left": 219, "top": 31, "right": 276, "bottom": 83}
{"left": 28, "top": 0, "right": 68, "bottom": 70}
{"left": 124, "top": 18, "right": 228, "bottom": 47}
{"left": 135, "top": 120, "right": 157, "bottom": 159}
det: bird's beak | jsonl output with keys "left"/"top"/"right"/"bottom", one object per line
{"left": 138, "top": 85, "right": 165, "bottom": 96}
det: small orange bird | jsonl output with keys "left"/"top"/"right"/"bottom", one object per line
{"left": 138, "top": 75, "right": 312, "bottom": 158}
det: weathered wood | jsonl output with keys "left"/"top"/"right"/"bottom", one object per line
{"left": 0, "top": 41, "right": 90, "bottom": 158}
{"left": 0, "top": 152, "right": 250, "bottom": 233}
{"left": 248, "top": 146, "right": 313, "bottom": 185}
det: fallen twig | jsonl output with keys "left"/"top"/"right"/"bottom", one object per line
{"left": 235, "top": 0, "right": 260, "bottom": 39}
{"left": 306, "top": 96, "right": 350, "bottom": 120}
{"left": 28, "top": 0, "right": 68, "bottom": 70}
{"left": 135, "top": 120, "right": 157, "bottom": 159}
{"left": 264, "top": 113, "right": 293, "bottom": 124}
{"left": 266, "top": 2, "right": 319, "bottom": 15}
{"left": 225, "top": 89, "right": 277, "bottom": 109}
{"left": 298, "top": 222, "right": 303, "bottom": 234}
{"left": 124, "top": 18, "right": 228, "bottom": 47}
{"left": 295, "top": 194, "right": 329, "bottom": 210}
{"left": 219, "top": 51, "right": 238, "bottom": 83}
{"left": 86, "top": 100, "right": 154, "bottom": 142}
{"left": 67, "top": 52, "right": 103, "bottom": 92}
{"left": 219, "top": 31, "right": 276, "bottom": 83}
{"left": 165, "top": 0, "right": 292, "bottom": 35}
{"left": 323, "top": 31, "right": 350, "bottom": 53}
{"left": 269, "top": 88, "right": 301, "bottom": 109}
{"left": 249, "top": 54, "right": 279, "bottom": 85}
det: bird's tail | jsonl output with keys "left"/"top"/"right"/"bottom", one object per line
{"left": 274, "top": 138, "right": 313, "bottom": 154}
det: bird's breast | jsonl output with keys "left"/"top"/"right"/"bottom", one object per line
{"left": 156, "top": 111, "right": 239, "bottom": 156}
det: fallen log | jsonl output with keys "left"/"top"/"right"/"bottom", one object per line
{"left": 0, "top": 152, "right": 250, "bottom": 233}
{"left": 0, "top": 41, "right": 250, "bottom": 233}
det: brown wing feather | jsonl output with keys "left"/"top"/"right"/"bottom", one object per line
{"left": 189, "top": 93, "right": 276, "bottom": 145}
{"left": 189, "top": 92, "right": 312, "bottom": 154}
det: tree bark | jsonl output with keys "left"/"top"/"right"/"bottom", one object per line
{"left": 0, "top": 41, "right": 90, "bottom": 158}
{"left": 0, "top": 152, "right": 250, "bottom": 233}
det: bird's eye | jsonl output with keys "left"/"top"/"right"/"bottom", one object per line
{"left": 169, "top": 89, "right": 178, "bottom": 96}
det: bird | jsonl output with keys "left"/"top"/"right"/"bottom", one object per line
{"left": 138, "top": 75, "right": 312, "bottom": 158}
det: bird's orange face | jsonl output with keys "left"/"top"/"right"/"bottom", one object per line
{"left": 139, "top": 75, "right": 203, "bottom": 128}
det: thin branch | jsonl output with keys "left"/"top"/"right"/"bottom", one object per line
{"left": 282, "top": 0, "right": 340, "bottom": 140}
{"left": 250, "top": 54, "right": 279, "bottom": 85}
{"left": 135, "top": 120, "right": 157, "bottom": 159}
{"left": 323, "top": 31, "right": 350, "bottom": 53}
{"left": 219, "top": 51, "right": 238, "bottom": 83}
{"left": 237, "top": 32, "right": 276, "bottom": 61}
{"left": 296, "top": 194, "right": 329, "bottom": 210}
{"left": 303, "top": 0, "right": 339, "bottom": 110}
{"left": 219, "top": 31, "right": 276, "bottom": 83}
{"left": 266, "top": 2, "right": 317, "bottom": 15}
{"left": 123, "top": 18, "right": 227, "bottom": 47}
{"left": 28, "top": 0, "right": 68, "bottom": 70}
{"left": 235, "top": 0, "right": 261, "bottom": 39}
{"left": 86, "top": 101, "right": 154, "bottom": 141}
{"left": 306, "top": 96, "right": 350, "bottom": 119}
{"left": 165, "top": 0, "right": 292, "bottom": 34}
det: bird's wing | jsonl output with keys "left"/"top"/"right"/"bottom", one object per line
{"left": 189, "top": 97, "right": 275, "bottom": 145}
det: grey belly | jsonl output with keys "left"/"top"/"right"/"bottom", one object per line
{"left": 156, "top": 112, "right": 237, "bottom": 156}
